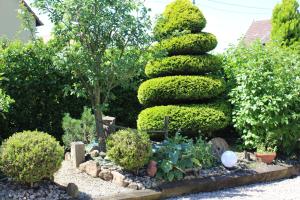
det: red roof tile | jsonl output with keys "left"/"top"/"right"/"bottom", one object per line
{"left": 243, "top": 20, "right": 271, "bottom": 45}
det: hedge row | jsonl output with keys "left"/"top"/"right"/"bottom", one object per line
{"left": 157, "top": 33, "right": 217, "bottom": 56}
{"left": 137, "top": 102, "right": 231, "bottom": 137}
{"left": 138, "top": 76, "right": 226, "bottom": 106}
{"left": 145, "top": 54, "right": 222, "bottom": 78}
{"left": 154, "top": 0, "right": 206, "bottom": 40}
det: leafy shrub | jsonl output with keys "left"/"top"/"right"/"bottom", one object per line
{"left": 107, "top": 129, "right": 152, "bottom": 172}
{"left": 145, "top": 55, "right": 222, "bottom": 78}
{"left": 0, "top": 130, "right": 64, "bottom": 185}
{"left": 225, "top": 42, "right": 300, "bottom": 155}
{"left": 138, "top": 76, "right": 226, "bottom": 106}
{"left": 62, "top": 107, "right": 96, "bottom": 148}
{"left": 154, "top": 0, "right": 206, "bottom": 40}
{"left": 138, "top": 102, "right": 231, "bottom": 137}
{"left": 153, "top": 133, "right": 215, "bottom": 181}
{"left": 157, "top": 33, "right": 217, "bottom": 56}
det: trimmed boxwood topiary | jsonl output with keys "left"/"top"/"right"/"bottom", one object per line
{"left": 157, "top": 33, "right": 217, "bottom": 56}
{"left": 138, "top": 76, "right": 226, "bottom": 106}
{"left": 137, "top": 102, "right": 231, "bottom": 137}
{"left": 145, "top": 54, "right": 222, "bottom": 78}
{"left": 107, "top": 129, "right": 152, "bottom": 172}
{"left": 154, "top": 0, "right": 206, "bottom": 40}
{"left": 0, "top": 130, "right": 64, "bottom": 186}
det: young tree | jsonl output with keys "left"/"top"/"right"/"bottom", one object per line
{"left": 33, "top": 0, "right": 151, "bottom": 151}
{"left": 271, "top": 0, "right": 300, "bottom": 47}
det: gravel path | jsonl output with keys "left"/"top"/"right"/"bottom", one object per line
{"left": 168, "top": 176, "right": 300, "bottom": 200}
{"left": 54, "top": 160, "right": 133, "bottom": 199}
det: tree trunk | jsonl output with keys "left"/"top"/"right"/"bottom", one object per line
{"left": 93, "top": 85, "right": 106, "bottom": 152}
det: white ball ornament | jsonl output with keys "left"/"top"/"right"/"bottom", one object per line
{"left": 221, "top": 151, "right": 237, "bottom": 168}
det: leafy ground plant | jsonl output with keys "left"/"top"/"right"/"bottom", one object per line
{"left": 153, "top": 133, "right": 216, "bottom": 182}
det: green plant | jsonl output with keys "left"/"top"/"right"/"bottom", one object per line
{"left": 0, "top": 73, "right": 14, "bottom": 115}
{"left": 153, "top": 133, "right": 215, "bottom": 182}
{"left": 107, "top": 129, "right": 152, "bottom": 172}
{"left": 137, "top": 0, "right": 230, "bottom": 138}
{"left": 154, "top": 0, "right": 206, "bottom": 40}
{"left": 225, "top": 42, "right": 300, "bottom": 155}
{"left": 256, "top": 143, "right": 277, "bottom": 153}
{"left": 62, "top": 107, "right": 96, "bottom": 148}
{"left": 0, "top": 130, "right": 64, "bottom": 186}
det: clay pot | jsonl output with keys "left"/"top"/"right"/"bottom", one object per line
{"left": 255, "top": 152, "right": 276, "bottom": 164}
{"left": 147, "top": 160, "right": 157, "bottom": 177}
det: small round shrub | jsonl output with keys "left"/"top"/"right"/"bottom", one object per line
{"left": 154, "top": 0, "right": 206, "bottom": 40}
{"left": 107, "top": 129, "right": 152, "bottom": 172}
{"left": 0, "top": 130, "right": 64, "bottom": 185}
{"left": 137, "top": 103, "right": 231, "bottom": 137}
{"left": 138, "top": 76, "right": 226, "bottom": 106}
{"left": 157, "top": 33, "right": 217, "bottom": 56}
{"left": 145, "top": 54, "right": 222, "bottom": 78}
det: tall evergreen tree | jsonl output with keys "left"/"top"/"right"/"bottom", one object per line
{"left": 271, "top": 0, "right": 300, "bottom": 46}
{"left": 137, "top": 0, "right": 230, "bottom": 138}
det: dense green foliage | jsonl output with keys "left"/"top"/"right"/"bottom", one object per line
{"left": 0, "top": 73, "right": 14, "bottom": 116}
{"left": 271, "top": 0, "right": 300, "bottom": 46}
{"left": 224, "top": 42, "right": 300, "bottom": 155}
{"left": 0, "top": 40, "right": 87, "bottom": 140}
{"left": 107, "top": 129, "right": 152, "bottom": 172}
{"left": 138, "top": 76, "right": 226, "bottom": 106}
{"left": 62, "top": 107, "right": 96, "bottom": 148}
{"left": 138, "top": 0, "right": 229, "bottom": 137}
{"left": 154, "top": 0, "right": 206, "bottom": 40}
{"left": 157, "top": 33, "right": 217, "bottom": 56}
{"left": 145, "top": 55, "right": 222, "bottom": 78}
{"left": 0, "top": 131, "right": 64, "bottom": 185}
{"left": 138, "top": 103, "right": 231, "bottom": 137}
{"left": 153, "top": 133, "right": 216, "bottom": 182}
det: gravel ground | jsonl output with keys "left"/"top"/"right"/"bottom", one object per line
{"left": 54, "top": 160, "right": 133, "bottom": 199}
{"left": 168, "top": 176, "right": 300, "bottom": 200}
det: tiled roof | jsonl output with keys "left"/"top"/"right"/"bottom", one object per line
{"left": 243, "top": 20, "right": 271, "bottom": 45}
{"left": 22, "top": 0, "right": 43, "bottom": 26}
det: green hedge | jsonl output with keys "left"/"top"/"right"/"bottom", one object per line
{"left": 154, "top": 0, "right": 206, "bottom": 40}
{"left": 138, "top": 76, "right": 226, "bottom": 105}
{"left": 137, "top": 102, "right": 231, "bottom": 137}
{"left": 157, "top": 33, "right": 217, "bottom": 56}
{"left": 145, "top": 55, "right": 222, "bottom": 78}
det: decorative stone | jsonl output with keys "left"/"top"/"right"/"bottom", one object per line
{"left": 127, "top": 183, "right": 139, "bottom": 190}
{"left": 79, "top": 160, "right": 101, "bottom": 177}
{"left": 209, "top": 137, "right": 229, "bottom": 159}
{"left": 71, "top": 142, "right": 85, "bottom": 168}
{"left": 64, "top": 152, "right": 71, "bottom": 161}
{"left": 99, "top": 169, "right": 113, "bottom": 181}
{"left": 111, "top": 171, "right": 130, "bottom": 187}
{"left": 66, "top": 183, "right": 79, "bottom": 198}
{"left": 99, "top": 151, "right": 106, "bottom": 158}
{"left": 90, "top": 150, "right": 99, "bottom": 157}
{"left": 147, "top": 160, "right": 158, "bottom": 177}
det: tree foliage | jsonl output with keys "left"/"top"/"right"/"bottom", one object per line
{"left": 33, "top": 0, "right": 152, "bottom": 150}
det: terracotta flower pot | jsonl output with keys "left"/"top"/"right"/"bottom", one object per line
{"left": 255, "top": 152, "right": 276, "bottom": 164}
{"left": 147, "top": 160, "right": 157, "bottom": 177}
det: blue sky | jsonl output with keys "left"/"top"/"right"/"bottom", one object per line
{"left": 32, "top": 0, "right": 286, "bottom": 52}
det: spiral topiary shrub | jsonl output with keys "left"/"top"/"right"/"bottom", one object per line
{"left": 137, "top": 0, "right": 230, "bottom": 138}
{"left": 145, "top": 55, "right": 222, "bottom": 78}
{"left": 107, "top": 129, "right": 152, "bottom": 172}
{"left": 138, "top": 76, "right": 226, "bottom": 105}
{"left": 0, "top": 130, "right": 64, "bottom": 186}
{"left": 154, "top": 0, "right": 206, "bottom": 40}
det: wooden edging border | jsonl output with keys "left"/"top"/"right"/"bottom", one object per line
{"left": 98, "top": 164, "right": 300, "bottom": 200}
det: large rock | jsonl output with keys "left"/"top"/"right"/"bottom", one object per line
{"left": 79, "top": 160, "right": 101, "bottom": 177}
{"left": 99, "top": 169, "right": 113, "bottom": 181}
{"left": 209, "top": 137, "right": 229, "bottom": 159}
{"left": 90, "top": 150, "right": 99, "bottom": 157}
{"left": 71, "top": 142, "right": 85, "bottom": 168}
{"left": 111, "top": 171, "right": 130, "bottom": 187}
{"left": 66, "top": 183, "right": 79, "bottom": 198}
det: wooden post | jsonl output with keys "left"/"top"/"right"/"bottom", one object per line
{"left": 164, "top": 116, "right": 169, "bottom": 139}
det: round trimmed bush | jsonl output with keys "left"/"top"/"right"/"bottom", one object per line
{"left": 0, "top": 130, "right": 64, "bottom": 185}
{"left": 137, "top": 103, "right": 231, "bottom": 137}
{"left": 107, "top": 129, "right": 152, "bottom": 172}
{"left": 138, "top": 76, "right": 226, "bottom": 105}
{"left": 145, "top": 55, "right": 222, "bottom": 78}
{"left": 154, "top": 0, "right": 206, "bottom": 40}
{"left": 157, "top": 33, "right": 217, "bottom": 56}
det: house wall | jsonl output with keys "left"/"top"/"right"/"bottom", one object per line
{"left": 0, "top": 0, "right": 33, "bottom": 41}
